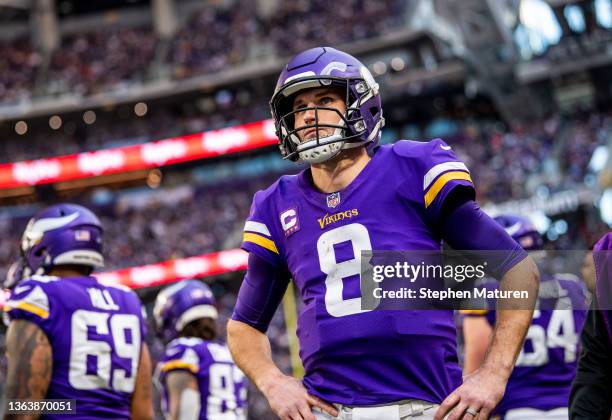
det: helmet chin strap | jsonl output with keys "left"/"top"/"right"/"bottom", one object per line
{"left": 298, "top": 132, "right": 344, "bottom": 164}
{"left": 295, "top": 114, "right": 348, "bottom": 164}
{"left": 297, "top": 127, "right": 370, "bottom": 164}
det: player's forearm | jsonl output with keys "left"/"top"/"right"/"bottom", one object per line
{"left": 130, "top": 344, "right": 153, "bottom": 420}
{"left": 4, "top": 321, "right": 52, "bottom": 420}
{"left": 227, "top": 319, "right": 285, "bottom": 393}
{"left": 5, "top": 320, "right": 52, "bottom": 400}
{"left": 462, "top": 317, "right": 492, "bottom": 375}
{"left": 166, "top": 371, "right": 200, "bottom": 420}
{"left": 483, "top": 257, "right": 539, "bottom": 377}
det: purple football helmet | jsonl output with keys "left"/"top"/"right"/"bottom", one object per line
{"left": 270, "top": 47, "right": 384, "bottom": 164}
{"left": 153, "top": 279, "right": 218, "bottom": 342}
{"left": 494, "top": 214, "right": 544, "bottom": 251}
{"left": 20, "top": 203, "right": 104, "bottom": 276}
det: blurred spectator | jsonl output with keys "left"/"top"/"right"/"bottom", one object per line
{"left": 169, "top": 2, "right": 260, "bottom": 79}
{"left": 46, "top": 25, "right": 157, "bottom": 96}
{"left": 266, "top": 0, "right": 406, "bottom": 55}
{"left": 0, "top": 37, "right": 41, "bottom": 103}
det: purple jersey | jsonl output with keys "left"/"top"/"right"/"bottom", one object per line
{"left": 4, "top": 275, "right": 147, "bottom": 419}
{"left": 157, "top": 338, "right": 247, "bottom": 419}
{"left": 240, "top": 140, "right": 475, "bottom": 405}
{"left": 477, "top": 274, "right": 587, "bottom": 413}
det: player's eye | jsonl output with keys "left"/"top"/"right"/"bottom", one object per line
{"left": 293, "top": 101, "right": 307, "bottom": 111}
{"left": 319, "top": 96, "right": 334, "bottom": 105}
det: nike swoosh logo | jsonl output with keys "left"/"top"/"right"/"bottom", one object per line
{"left": 440, "top": 145, "right": 452, "bottom": 150}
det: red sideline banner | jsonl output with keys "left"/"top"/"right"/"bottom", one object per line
{"left": 0, "top": 249, "right": 248, "bottom": 308}
{"left": 0, "top": 119, "right": 278, "bottom": 189}
{"left": 95, "top": 248, "right": 248, "bottom": 289}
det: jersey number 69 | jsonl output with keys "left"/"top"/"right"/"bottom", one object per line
{"left": 69, "top": 310, "right": 141, "bottom": 392}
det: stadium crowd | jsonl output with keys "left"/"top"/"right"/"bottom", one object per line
{"left": 46, "top": 25, "right": 157, "bottom": 97}
{"left": 0, "top": 36, "right": 40, "bottom": 103}
{"left": 0, "top": 175, "right": 273, "bottom": 278}
{"left": 0, "top": 0, "right": 406, "bottom": 99}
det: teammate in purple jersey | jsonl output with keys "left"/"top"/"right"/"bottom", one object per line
{"left": 570, "top": 232, "right": 612, "bottom": 419}
{"left": 227, "top": 47, "right": 540, "bottom": 420}
{"left": 154, "top": 280, "right": 247, "bottom": 420}
{"left": 3, "top": 203, "right": 153, "bottom": 420}
{"left": 462, "top": 215, "right": 588, "bottom": 419}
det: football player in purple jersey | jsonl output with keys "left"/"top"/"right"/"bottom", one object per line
{"left": 462, "top": 215, "right": 588, "bottom": 419}
{"left": 153, "top": 280, "right": 247, "bottom": 420}
{"left": 227, "top": 47, "right": 540, "bottom": 420}
{"left": 570, "top": 232, "right": 612, "bottom": 419}
{"left": 3, "top": 203, "right": 153, "bottom": 420}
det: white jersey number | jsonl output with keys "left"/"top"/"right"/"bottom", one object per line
{"left": 317, "top": 223, "right": 375, "bottom": 317}
{"left": 516, "top": 310, "right": 578, "bottom": 367}
{"left": 69, "top": 310, "right": 141, "bottom": 392}
{"left": 206, "top": 343, "right": 246, "bottom": 419}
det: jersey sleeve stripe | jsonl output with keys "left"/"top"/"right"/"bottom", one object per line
{"left": 423, "top": 162, "right": 469, "bottom": 190}
{"left": 459, "top": 309, "right": 489, "bottom": 315}
{"left": 4, "top": 301, "right": 49, "bottom": 319}
{"left": 424, "top": 171, "right": 473, "bottom": 208}
{"left": 243, "top": 232, "right": 279, "bottom": 254}
{"left": 244, "top": 221, "right": 272, "bottom": 237}
{"left": 160, "top": 360, "right": 198, "bottom": 373}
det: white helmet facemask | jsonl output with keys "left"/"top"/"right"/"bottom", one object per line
{"left": 292, "top": 116, "right": 346, "bottom": 164}
{"left": 282, "top": 92, "right": 364, "bottom": 164}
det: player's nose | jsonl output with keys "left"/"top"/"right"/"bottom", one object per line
{"left": 302, "top": 105, "right": 317, "bottom": 124}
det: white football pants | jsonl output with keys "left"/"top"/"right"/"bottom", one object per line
{"left": 503, "top": 407, "right": 568, "bottom": 420}
{"left": 313, "top": 399, "right": 439, "bottom": 420}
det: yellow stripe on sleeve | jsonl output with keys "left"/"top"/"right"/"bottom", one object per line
{"left": 5, "top": 302, "right": 49, "bottom": 319}
{"left": 243, "top": 232, "right": 279, "bottom": 254}
{"left": 459, "top": 309, "right": 489, "bottom": 316}
{"left": 160, "top": 360, "right": 198, "bottom": 373}
{"left": 424, "top": 171, "right": 473, "bottom": 208}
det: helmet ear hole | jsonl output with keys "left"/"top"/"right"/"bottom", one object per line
{"left": 369, "top": 107, "right": 379, "bottom": 118}
{"left": 35, "top": 247, "right": 45, "bottom": 257}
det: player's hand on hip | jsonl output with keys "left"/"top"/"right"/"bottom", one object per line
{"left": 434, "top": 366, "right": 507, "bottom": 420}
{"left": 261, "top": 372, "right": 338, "bottom": 420}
